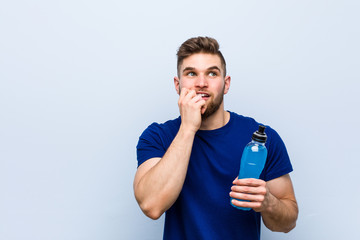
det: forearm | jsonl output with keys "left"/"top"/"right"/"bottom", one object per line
{"left": 261, "top": 193, "right": 298, "bottom": 233}
{"left": 135, "top": 126, "right": 195, "bottom": 219}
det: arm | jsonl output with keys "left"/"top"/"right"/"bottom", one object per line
{"left": 133, "top": 89, "right": 205, "bottom": 220}
{"left": 230, "top": 174, "right": 298, "bottom": 233}
{"left": 133, "top": 127, "right": 195, "bottom": 220}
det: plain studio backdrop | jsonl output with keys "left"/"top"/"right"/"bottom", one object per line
{"left": 1, "top": 0, "right": 359, "bottom": 239}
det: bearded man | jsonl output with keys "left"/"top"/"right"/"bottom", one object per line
{"left": 134, "top": 36, "right": 298, "bottom": 240}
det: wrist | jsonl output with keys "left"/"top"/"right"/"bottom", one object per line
{"left": 179, "top": 124, "right": 198, "bottom": 136}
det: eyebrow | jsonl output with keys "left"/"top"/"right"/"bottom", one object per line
{"left": 207, "top": 66, "right": 221, "bottom": 72}
{"left": 182, "top": 67, "right": 195, "bottom": 73}
{"left": 182, "top": 66, "right": 221, "bottom": 73}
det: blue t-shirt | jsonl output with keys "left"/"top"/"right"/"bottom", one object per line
{"left": 136, "top": 111, "right": 293, "bottom": 240}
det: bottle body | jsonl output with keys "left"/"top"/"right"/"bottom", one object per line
{"left": 231, "top": 140, "right": 267, "bottom": 210}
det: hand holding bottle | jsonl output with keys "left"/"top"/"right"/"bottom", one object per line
{"left": 230, "top": 178, "right": 271, "bottom": 212}
{"left": 231, "top": 125, "right": 268, "bottom": 210}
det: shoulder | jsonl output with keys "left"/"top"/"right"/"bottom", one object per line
{"left": 138, "top": 117, "right": 181, "bottom": 146}
{"left": 228, "top": 111, "right": 285, "bottom": 147}
{"left": 229, "top": 111, "right": 268, "bottom": 133}
{"left": 136, "top": 117, "right": 181, "bottom": 167}
{"left": 230, "top": 111, "right": 279, "bottom": 132}
{"left": 229, "top": 111, "right": 261, "bottom": 127}
{"left": 141, "top": 117, "right": 180, "bottom": 137}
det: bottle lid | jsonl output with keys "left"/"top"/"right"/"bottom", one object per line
{"left": 252, "top": 125, "right": 267, "bottom": 143}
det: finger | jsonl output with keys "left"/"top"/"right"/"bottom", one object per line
{"left": 233, "top": 178, "right": 264, "bottom": 187}
{"left": 178, "top": 88, "right": 188, "bottom": 103}
{"left": 200, "top": 105, "right": 207, "bottom": 114}
{"left": 231, "top": 198, "right": 262, "bottom": 209}
{"left": 187, "top": 89, "right": 197, "bottom": 99}
{"left": 194, "top": 100, "right": 206, "bottom": 114}
{"left": 179, "top": 88, "right": 189, "bottom": 99}
{"left": 230, "top": 190, "right": 265, "bottom": 203}
{"left": 231, "top": 185, "right": 267, "bottom": 197}
{"left": 189, "top": 94, "right": 202, "bottom": 103}
{"left": 231, "top": 198, "right": 250, "bottom": 208}
{"left": 230, "top": 191, "right": 254, "bottom": 201}
{"left": 180, "top": 89, "right": 196, "bottom": 103}
{"left": 231, "top": 185, "right": 259, "bottom": 195}
{"left": 194, "top": 98, "right": 206, "bottom": 106}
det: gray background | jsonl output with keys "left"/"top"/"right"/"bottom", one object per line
{"left": 1, "top": 0, "right": 359, "bottom": 239}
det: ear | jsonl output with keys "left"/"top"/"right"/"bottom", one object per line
{"left": 174, "top": 76, "right": 180, "bottom": 95}
{"left": 223, "top": 75, "right": 231, "bottom": 94}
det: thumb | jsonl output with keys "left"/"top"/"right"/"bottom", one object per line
{"left": 233, "top": 177, "right": 239, "bottom": 184}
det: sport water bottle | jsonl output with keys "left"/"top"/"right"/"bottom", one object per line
{"left": 231, "top": 125, "right": 268, "bottom": 210}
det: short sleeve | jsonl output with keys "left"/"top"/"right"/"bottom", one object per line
{"left": 261, "top": 127, "right": 293, "bottom": 181}
{"left": 136, "top": 123, "right": 167, "bottom": 167}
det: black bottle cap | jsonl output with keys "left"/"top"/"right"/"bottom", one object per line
{"left": 252, "top": 125, "right": 267, "bottom": 143}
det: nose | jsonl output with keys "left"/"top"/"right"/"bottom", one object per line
{"left": 195, "top": 74, "right": 208, "bottom": 88}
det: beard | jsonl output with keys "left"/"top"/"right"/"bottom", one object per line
{"left": 201, "top": 89, "right": 224, "bottom": 120}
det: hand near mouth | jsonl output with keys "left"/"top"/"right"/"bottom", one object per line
{"left": 195, "top": 92, "right": 210, "bottom": 115}
{"left": 178, "top": 88, "right": 206, "bottom": 133}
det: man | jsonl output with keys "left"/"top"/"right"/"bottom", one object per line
{"left": 134, "top": 36, "right": 298, "bottom": 239}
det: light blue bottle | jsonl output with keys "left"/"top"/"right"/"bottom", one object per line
{"left": 231, "top": 125, "right": 268, "bottom": 210}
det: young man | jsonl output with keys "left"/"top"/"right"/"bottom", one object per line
{"left": 134, "top": 37, "right": 298, "bottom": 239}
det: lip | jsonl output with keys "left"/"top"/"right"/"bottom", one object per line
{"left": 196, "top": 91, "right": 211, "bottom": 100}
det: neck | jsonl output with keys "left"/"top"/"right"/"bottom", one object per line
{"left": 199, "top": 105, "right": 230, "bottom": 130}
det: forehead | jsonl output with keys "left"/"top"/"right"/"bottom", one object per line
{"left": 180, "top": 53, "right": 222, "bottom": 71}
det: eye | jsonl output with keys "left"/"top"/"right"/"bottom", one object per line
{"left": 209, "top": 72, "right": 217, "bottom": 77}
{"left": 187, "top": 72, "right": 196, "bottom": 76}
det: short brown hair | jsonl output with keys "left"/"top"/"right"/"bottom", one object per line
{"left": 176, "top": 36, "right": 227, "bottom": 77}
